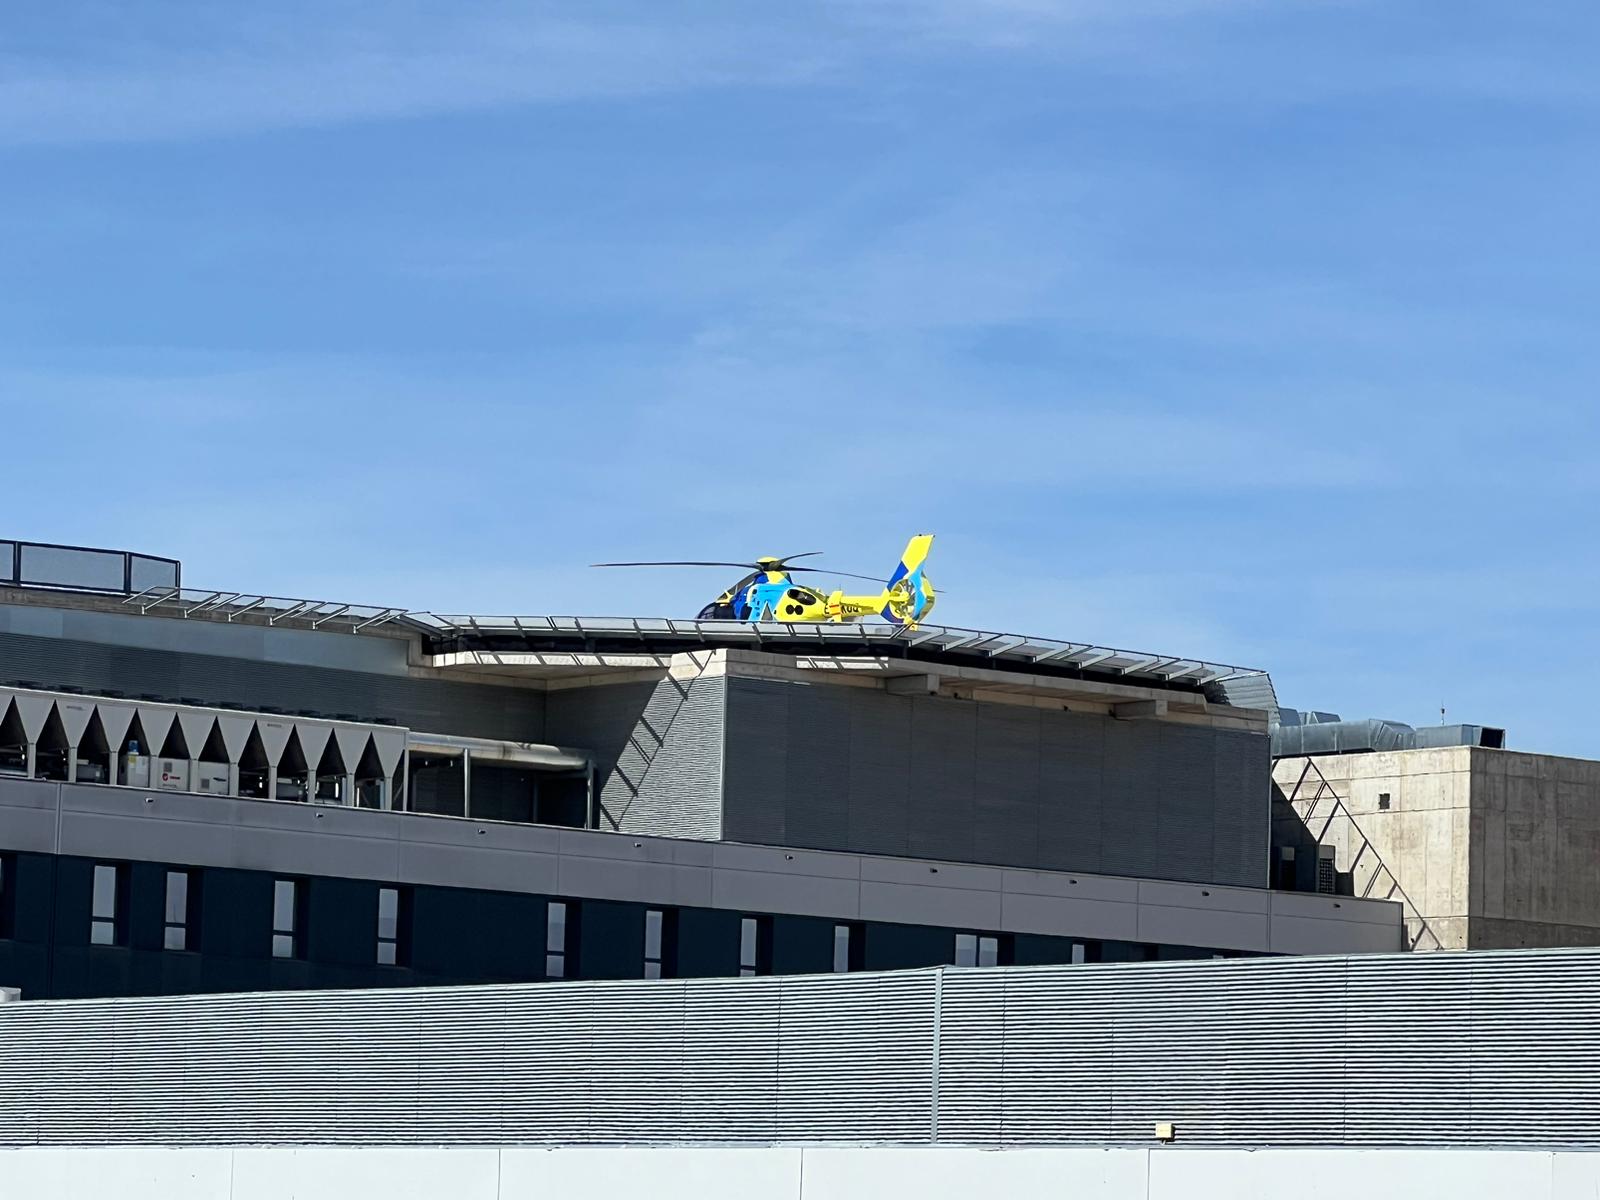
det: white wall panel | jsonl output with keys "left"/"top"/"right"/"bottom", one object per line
{"left": 8, "top": 1146, "right": 1600, "bottom": 1200}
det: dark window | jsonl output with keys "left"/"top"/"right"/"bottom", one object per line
{"left": 1099, "top": 939, "right": 1157, "bottom": 963}
{"left": 163, "top": 869, "right": 193, "bottom": 952}
{"left": 1274, "top": 846, "right": 1297, "bottom": 891}
{"left": 90, "top": 863, "right": 124, "bottom": 946}
{"left": 546, "top": 900, "right": 567, "bottom": 979}
{"left": 0, "top": 853, "right": 13, "bottom": 939}
{"left": 954, "top": 933, "right": 1000, "bottom": 968}
{"left": 376, "top": 887, "right": 405, "bottom": 966}
{"left": 1378, "top": 792, "right": 1392, "bottom": 811}
{"left": 272, "top": 879, "right": 301, "bottom": 959}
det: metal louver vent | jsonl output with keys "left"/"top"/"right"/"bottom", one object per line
{"left": 4, "top": 947, "right": 1600, "bottom": 1149}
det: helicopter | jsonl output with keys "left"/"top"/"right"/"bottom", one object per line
{"left": 594, "top": 534, "right": 937, "bottom": 628}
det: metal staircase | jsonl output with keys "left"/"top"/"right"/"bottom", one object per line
{"left": 1280, "top": 756, "right": 1443, "bottom": 951}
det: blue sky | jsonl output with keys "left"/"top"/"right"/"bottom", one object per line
{"left": 3, "top": 2, "right": 1598, "bottom": 752}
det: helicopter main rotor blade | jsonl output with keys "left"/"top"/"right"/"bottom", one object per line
{"left": 786, "top": 567, "right": 890, "bottom": 585}
{"left": 774, "top": 551, "right": 824, "bottom": 564}
{"left": 590, "top": 560, "right": 760, "bottom": 569}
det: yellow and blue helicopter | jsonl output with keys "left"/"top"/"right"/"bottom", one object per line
{"left": 594, "top": 534, "right": 937, "bottom": 628}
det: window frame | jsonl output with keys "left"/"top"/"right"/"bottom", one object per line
{"left": 90, "top": 862, "right": 124, "bottom": 947}
{"left": 162, "top": 868, "right": 194, "bottom": 952}
{"left": 271, "top": 878, "right": 302, "bottom": 960}
{"left": 832, "top": 922, "right": 861, "bottom": 974}
{"left": 955, "top": 931, "right": 1001, "bottom": 968}
{"left": 738, "top": 915, "right": 771, "bottom": 977}
{"left": 545, "top": 900, "right": 568, "bottom": 980}
{"left": 376, "top": 886, "right": 405, "bottom": 967}
{"left": 643, "top": 907, "right": 667, "bottom": 980}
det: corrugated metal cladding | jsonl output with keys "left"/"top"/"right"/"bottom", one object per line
{"left": 5, "top": 947, "right": 1600, "bottom": 1148}
{"left": 0, "top": 631, "right": 543, "bottom": 742}
{"left": 546, "top": 677, "right": 727, "bottom": 839}
{"left": 721, "top": 679, "right": 1267, "bottom": 888}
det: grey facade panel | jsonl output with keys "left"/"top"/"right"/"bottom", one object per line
{"left": 1037, "top": 708, "right": 1104, "bottom": 873}
{"left": 906, "top": 697, "right": 976, "bottom": 866}
{"left": 720, "top": 679, "right": 1269, "bottom": 889}
{"left": 781, "top": 684, "right": 851, "bottom": 851}
{"left": 1212, "top": 731, "right": 1267, "bottom": 888}
{"left": 0, "top": 602, "right": 410, "bottom": 676}
{"left": 845, "top": 690, "right": 912, "bottom": 859}
{"left": 973, "top": 704, "right": 1040, "bottom": 871}
{"left": 1155, "top": 724, "right": 1217, "bottom": 885}
{"left": 545, "top": 681, "right": 656, "bottom": 789}
{"left": 5, "top": 946, "right": 1600, "bottom": 1148}
{"left": 720, "top": 678, "right": 787, "bottom": 846}
{"left": 0, "top": 630, "right": 542, "bottom": 741}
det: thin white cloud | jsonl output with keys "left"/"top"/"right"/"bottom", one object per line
{"left": 0, "top": 6, "right": 832, "bottom": 146}
{"left": 0, "top": 0, "right": 1383, "bottom": 148}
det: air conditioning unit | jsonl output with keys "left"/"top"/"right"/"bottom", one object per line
{"left": 75, "top": 760, "right": 109, "bottom": 784}
{"left": 153, "top": 758, "right": 190, "bottom": 792}
{"left": 192, "top": 762, "right": 230, "bottom": 794}
{"left": 120, "top": 753, "right": 151, "bottom": 789}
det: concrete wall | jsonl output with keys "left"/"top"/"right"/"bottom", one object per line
{"left": 1274, "top": 748, "right": 1473, "bottom": 950}
{"left": 726, "top": 678, "right": 1269, "bottom": 889}
{"left": 1470, "top": 749, "right": 1600, "bottom": 948}
{"left": 1274, "top": 748, "right": 1600, "bottom": 951}
{"left": 5, "top": 1145, "right": 1600, "bottom": 1200}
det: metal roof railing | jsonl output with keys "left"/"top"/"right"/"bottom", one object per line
{"left": 119, "top": 586, "right": 415, "bottom": 635}
{"left": 0, "top": 566, "right": 1272, "bottom": 700}
{"left": 410, "top": 612, "right": 1271, "bottom": 690}
{"left": 0, "top": 539, "right": 180, "bottom": 596}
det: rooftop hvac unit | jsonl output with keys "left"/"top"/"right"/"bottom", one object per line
{"left": 192, "top": 762, "right": 229, "bottom": 794}
{"left": 153, "top": 758, "right": 190, "bottom": 792}
{"left": 1316, "top": 845, "right": 1337, "bottom": 895}
{"left": 120, "top": 752, "right": 150, "bottom": 789}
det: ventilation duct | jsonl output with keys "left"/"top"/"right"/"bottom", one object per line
{"left": 1272, "top": 711, "right": 1507, "bottom": 757}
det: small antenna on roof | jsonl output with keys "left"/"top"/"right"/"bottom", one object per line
{"left": 1440, "top": 705, "right": 1446, "bottom": 726}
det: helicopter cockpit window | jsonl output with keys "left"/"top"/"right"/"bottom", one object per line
{"left": 788, "top": 589, "right": 819, "bottom": 604}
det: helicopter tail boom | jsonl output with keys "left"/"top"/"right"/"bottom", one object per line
{"left": 824, "top": 534, "right": 936, "bottom": 627}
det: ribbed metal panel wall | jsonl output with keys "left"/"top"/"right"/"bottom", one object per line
{"left": 615, "top": 676, "right": 726, "bottom": 840}
{"left": 0, "top": 970, "right": 936, "bottom": 1147}
{"left": 0, "top": 630, "right": 543, "bottom": 741}
{"left": 549, "top": 677, "right": 727, "bottom": 839}
{"left": 6, "top": 947, "right": 1600, "bottom": 1148}
{"left": 722, "top": 678, "right": 1268, "bottom": 888}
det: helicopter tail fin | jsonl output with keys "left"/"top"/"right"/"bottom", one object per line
{"left": 881, "top": 534, "right": 936, "bottom": 626}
